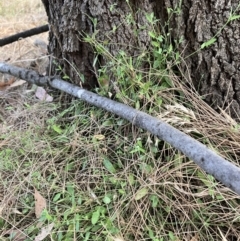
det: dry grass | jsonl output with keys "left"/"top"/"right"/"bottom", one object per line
{"left": 159, "top": 73, "right": 240, "bottom": 162}
{"left": 0, "top": 0, "right": 48, "bottom": 72}
{"left": 1, "top": 1, "right": 240, "bottom": 241}
{"left": 0, "top": 0, "right": 46, "bottom": 25}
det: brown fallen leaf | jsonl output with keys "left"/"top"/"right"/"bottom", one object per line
{"left": 8, "top": 79, "right": 26, "bottom": 88}
{"left": 0, "top": 77, "right": 15, "bottom": 90}
{"left": 34, "top": 223, "right": 54, "bottom": 241}
{"left": 35, "top": 86, "right": 53, "bottom": 102}
{"left": 34, "top": 188, "right": 47, "bottom": 218}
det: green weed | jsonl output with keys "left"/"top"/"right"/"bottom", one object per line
{"left": 1, "top": 1, "right": 240, "bottom": 241}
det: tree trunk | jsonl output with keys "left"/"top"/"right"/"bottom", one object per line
{"left": 41, "top": 0, "right": 240, "bottom": 119}
{"left": 41, "top": 0, "right": 157, "bottom": 89}
{"left": 163, "top": 0, "right": 240, "bottom": 119}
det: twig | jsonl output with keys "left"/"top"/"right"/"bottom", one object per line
{"left": 0, "top": 62, "right": 240, "bottom": 195}
{"left": 0, "top": 24, "right": 49, "bottom": 47}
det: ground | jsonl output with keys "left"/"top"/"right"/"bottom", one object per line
{"left": 0, "top": 0, "right": 48, "bottom": 88}
{"left": 1, "top": 1, "right": 240, "bottom": 241}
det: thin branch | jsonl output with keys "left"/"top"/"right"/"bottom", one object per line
{"left": 0, "top": 24, "right": 49, "bottom": 47}
{"left": 0, "top": 62, "right": 240, "bottom": 195}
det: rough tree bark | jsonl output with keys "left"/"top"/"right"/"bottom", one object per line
{"left": 162, "top": 0, "right": 240, "bottom": 119}
{"left": 41, "top": 0, "right": 155, "bottom": 89}
{"left": 41, "top": 0, "right": 240, "bottom": 119}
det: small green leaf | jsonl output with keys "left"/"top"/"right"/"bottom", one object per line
{"left": 103, "top": 158, "right": 116, "bottom": 173}
{"left": 93, "top": 18, "right": 97, "bottom": 28}
{"left": 167, "top": 8, "right": 173, "bottom": 14}
{"left": 135, "top": 187, "right": 148, "bottom": 200}
{"left": 75, "top": 214, "right": 80, "bottom": 232}
{"left": 168, "top": 44, "right": 173, "bottom": 53}
{"left": 151, "top": 41, "right": 159, "bottom": 47}
{"left": 201, "top": 38, "right": 216, "bottom": 49}
{"left": 229, "top": 15, "right": 240, "bottom": 21}
{"left": 112, "top": 25, "right": 117, "bottom": 32}
{"left": 157, "top": 48, "right": 162, "bottom": 54}
{"left": 109, "top": 177, "right": 117, "bottom": 184}
{"left": 148, "top": 31, "right": 156, "bottom": 39}
{"left": 157, "top": 35, "right": 163, "bottom": 42}
{"left": 83, "top": 232, "right": 90, "bottom": 241}
{"left": 135, "top": 100, "right": 140, "bottom": 110}
{"left": 153, "top": 60, "right": 161, "bottom": 69}
{"left": 149, "top": 195, "right": 159, "bottom": 208}
{"left": 79, "top": 72, "right": 85, "bottom": 83}
{"left": 67, "top": 184, "right": 74, "bottom": 195}
{"left": 77, "top": 196, "right": 82, "bottom": 205}
{"left": 53, "top": 193, "right": 61, "bottom": 202}
{"left": 128, "top": 174, "right": 135, "bottom": 185}
{"left": 146, "top": 12, "right": 154, "bottom": 23}
{"left": 102, "top": 119, "right": 113, "bottom": 127}
{"left": 103, "top": 196, "right": 111, "bottom": 204}
{"left": 0, "top": 218, "right": 5, "bottom": 228}
{"left": 63, "top": 75, "right": 70, "bottom": 80}
{"left": 118, "top": 189, "right": 126, "bottom": 195}
{"left": 91, "top": 209, "right": 100, "bottom": 225}
{"left": 175, "top": 51, "right": 180, "bottom": 63}
{"left": 148, "top": 228, "right": 155, "bottom": 239}
{"left": 168, "top": 231, "right": 176, "bottom": 241}
{"left": 162, "top": 76, "right": 173, "bottom": 87}
{"left": 52, "top": 124, "right": 63, "bottom": 134}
